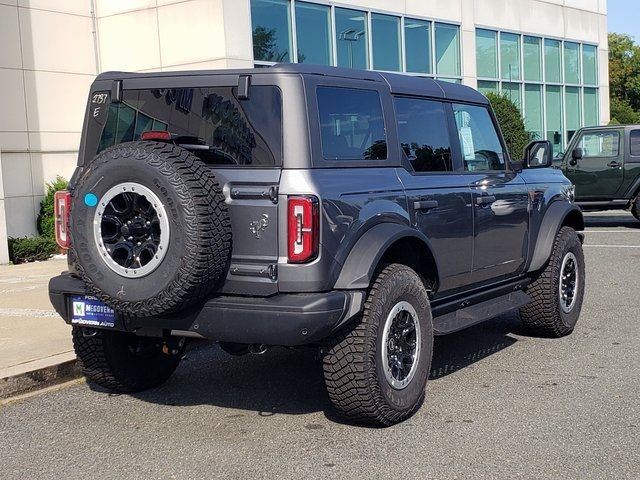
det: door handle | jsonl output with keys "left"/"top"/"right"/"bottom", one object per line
{"left": 413, "top": 200, "right": 439, "bottom": 211}
{"left": 607, "top": 161, "right": 621, "bottom": 168}
{"left": 475, "top": 195, "right": 496, "bottom": 205}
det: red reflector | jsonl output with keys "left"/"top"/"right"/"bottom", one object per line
{"left": 141, "top": 130, "right": 171, "bottom": 141}
{"left": 287, "top": 196, "right": 319, "bottom": 263}
{"left": 54, "top": 191, "right": 71, "bottom": 249}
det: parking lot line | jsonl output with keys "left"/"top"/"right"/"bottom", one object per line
{"left": 583, "top": 230, "right": 640, "bottom": 233}
{"left": 583, "top": 244, "right": 640, "bottom": 248}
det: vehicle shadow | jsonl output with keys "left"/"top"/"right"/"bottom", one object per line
{"left": 100, "top": 313, "right": 523, "bottom": 420}
{"left": 583, "top": 212, "right": 639, "bottom": 229}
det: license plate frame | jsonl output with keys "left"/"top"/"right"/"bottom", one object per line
{"left": 70, "top": 296, "right": 116, "bottom": 328}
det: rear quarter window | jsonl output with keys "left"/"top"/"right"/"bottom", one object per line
{"left": 630, "top": 129, "right": 640, "bottom": 157}
{"left": 97, "top": 86, "right": 282, "bottom": 167}
{"left": 317, "top": 86, "right": 387, "bottom": 161}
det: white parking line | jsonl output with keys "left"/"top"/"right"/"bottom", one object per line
{"left": 583, "top": 244, "right": 640, "bottom": 248}
{"left": 584, "top": 230, "right": 640, "bottom": 233}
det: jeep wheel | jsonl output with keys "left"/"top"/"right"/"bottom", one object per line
{"left": 520, "top": 226, "right": 585, "bottom": 337}
{"left": 631, "top": 196, "right": 640, "bottom": 221}
{"left": 70, "top": 141, "right": 232, "bottom": 317}
{"left": 322, "top": 264, "right": 433, "bottom": 426}
{"left": 72, "top": 327, "right": 184, "bottom": 393}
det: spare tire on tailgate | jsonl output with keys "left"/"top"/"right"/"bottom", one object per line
{"left": 70, "top": 141, "right": 232, "bottom": 317}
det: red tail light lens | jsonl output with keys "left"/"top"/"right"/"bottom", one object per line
{"left": 54, "top": 191, "right": 72, "bottom": 249}
{"left": 287, "top": 196, "right": 319, "bottom": 263}
{"left": 141, "top": 130, "right": 171, "bottom": 141}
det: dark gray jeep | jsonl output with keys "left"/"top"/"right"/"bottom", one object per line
{"left": 49, "top": 65, "right": 585, "bottom": 426}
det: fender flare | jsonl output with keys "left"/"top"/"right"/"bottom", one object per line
{"left": 527, "top": 202, "right": 584, "bottom": 273}
{"left": 334, "top": 223, "right": 440, "bottom": 290}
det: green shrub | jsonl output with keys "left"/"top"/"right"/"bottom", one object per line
{"left": 486, "top": 92, "right": 531, "bottom": 161}
{"left": 8, "top": 236, "right": 58, "bottom": 264}
{"left": 37, "top": 176, "right": 68, "bottom": 240}
{"left": 609, "top": 97, "right": 640, "bottom": 125}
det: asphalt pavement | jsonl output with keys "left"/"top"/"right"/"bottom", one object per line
{"left": 1, "top": 211, "right": 638, "bottom": 479}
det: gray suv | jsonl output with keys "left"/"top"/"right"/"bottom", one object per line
{"left": 49, "top": 64, "right": 585, "bottom": 426}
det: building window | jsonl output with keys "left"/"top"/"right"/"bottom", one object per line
{"left": 544, "top": 39, "right": 562, "bottom": 84}
{"left": 335, "top": 7, "right": 369, "bottom": 69}
{"left": 251, "top": 0, "right": 292, "bottom": 63}
{"left": 435, "top": 23, "right": 461, "bottom": 77}
{"left": 476, "top": 29, "right": 498, "bottom": 79}
{"left": 477, "top": 80, "right": 498, "bottom": 95}
{"left": 371, "top": 13, "right": 401, "bottom": 72}
{"left": 524, "top": 84, "right": 543, "bottom": 141}
{"left": 500, "top": 32, "right": 520, "bottom": 81}
{"left": 584, "top": 88, "right": 599, "bottom": 127}
{"left": 523, "top": 36, "right": 542, "bottom": 82}
{"left": 564, "top": 42, "right": 581, "bottom": 84}
{"left": 295, "top": 2, "right": 332, "bottom": 65}
{"left": 404, "top": 18, "right": 431, "bottom": 74}
{"left": 546, "top": 85, "right": 564, "bottom": 155}
{"left": 565, "top": 86, "right": 582, "bottom": 142}
{"left": 582, "top": 44, "right": 598, "bottom": 86}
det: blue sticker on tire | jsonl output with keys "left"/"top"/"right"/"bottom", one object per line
{"left": 71, "top": 296, "right": 115, "bottom": 328}
{"left": 84, "top": 193, "right": 98, "bottom": 207}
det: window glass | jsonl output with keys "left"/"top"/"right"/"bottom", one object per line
{"left": 523, "top": 36, "right": 542, "bottom": 82}
{"left": 583, "top": 44, "right": 598, "bottom": 86}
{"left": 251, "top": 0, "right": 292, "bottom": 62}
{"left": 437, "top": 77, "right": 461, "bottom": 84}
{"left": 630, "top": 130, "right": 640, "bottom": 157}
{"left": 478, "top": 80, "right": 498, "bottom": 95}
{"left": 476, "top": 29, "right": 497, "bottom": 78}
{"left": 435, "top": 23, "right": 460, "bottom": 76}
{"left": 317, "top": 87, "right": 386, "bottom": 160}
{"left": 524, "top": 84, "right": 543, "bottom": 141}
{"left": 502, "top": 82, "right": 522, "bottom": 109}
{"left": 394, "top": 97, "right": 452, "bottom": 172}
{"left": 565, "top": 86, "right": 582, "bottom": 142}
{"left": 335, "top": 8, "right": 368, "bottom": 69}
{"left": 579, "top": 131, "right": 620, "bottom": 157}
{"left": 564, "top": 42, "right": 581, "bottom": 84}
{"left": 544, "top": 39, "right": 562, "bottom": 83}
{"left": 98, "top": 86, "right": 283, "bottom": 167}
{"left": 584, "top": 87, "right": 599, "bottom": 127}
{"left": 545, "top": 85, "right": 563, "bottom": 155}
{"left": 295, "top": 2, "right": 332, "bottom": 65}
{"left": 371, "top": 14, "right": 401, "bottom": 71}
{"left": 500, "top": 32, "right": 521, "bottom": 80}
{"left": 404, "top": 18, "right": 431, "bottom": 74}
{"left": 453, "top": 104, "right": 505, "bottom": 171}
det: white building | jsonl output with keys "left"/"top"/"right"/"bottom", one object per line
{"left": 0, "top": 0, "right": 609, "bottom": 263}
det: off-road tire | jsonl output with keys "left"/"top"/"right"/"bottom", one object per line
{"left": 322, "top": 264, "right": 433, "bottom": 426}
{"left": 70, "top": 141, "right": 231, "bottom": 317}
{"left": 631, "top": 196, "right": 640, "bottom": 222}
{"left": 72, "top": 326, "right": 184, "bottom": 393}
{"left": 520, "top": 226, "right": 585, "bottom": 337}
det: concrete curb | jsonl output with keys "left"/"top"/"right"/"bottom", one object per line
{"left": 0, "top": 352, "right": 81, "bottom": 400}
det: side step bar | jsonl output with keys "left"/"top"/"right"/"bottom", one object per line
{"left": 433, "top": 290, "right": 531, "bottom": 335}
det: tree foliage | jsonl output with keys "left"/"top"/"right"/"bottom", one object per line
{"left": 37, "top": 176, "right": 69, "bottom": 240}
{"left": 609, "top": 33, "right": 640, "bottom": 113}
{"left": 486, "top": 92, "right": 531, "bottom": 160}
{"left": 252, "top": 26, "right": 289, "bottom": 63}
{"left": 609, "top": 97, "right": 640, "bottom": 125}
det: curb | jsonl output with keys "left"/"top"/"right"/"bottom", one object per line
{"left": 0, "top": 352, "right": 81, "bottom": 400}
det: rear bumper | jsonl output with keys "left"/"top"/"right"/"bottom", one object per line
{"left": 49, "top": 273, "right": 364, "bottom": 346}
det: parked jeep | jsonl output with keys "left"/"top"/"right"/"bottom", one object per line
{"left": 49, "top": 65, "right": 585, "bottom": 426}
{"left": 557, "top": 125, "right": 640, "bottom": 220}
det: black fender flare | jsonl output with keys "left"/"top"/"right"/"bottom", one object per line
{"left": 334, "top": 223, "right": 440, "bottom": 290}
{"left": 527, "top": 202, "right": 584, "bottom": 273}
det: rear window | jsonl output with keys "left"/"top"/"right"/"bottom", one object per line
{"left": 317, "top": 87, "right": 387, "bottom": 161}
{"left": 630, "top": 129, "right": 640, "bottom": 157}
{"left": 97, "top": 86, "right": 282, "bottom": 167}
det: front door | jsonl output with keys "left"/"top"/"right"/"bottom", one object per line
{"left": 566, "top": 129, "right": 624, "bottom": 199}
{"left": 451, "top": 103, "right": 530, "bottom": 284}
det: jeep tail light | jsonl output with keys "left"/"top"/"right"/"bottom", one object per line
{"left": 54, "top": 191, "right": 72, "bottom": 249}
{"left": 141, "top": 130, "right": 171, "bottom": 141}
{"left": 287, "top": 196, "right": 319, "bottom": 263}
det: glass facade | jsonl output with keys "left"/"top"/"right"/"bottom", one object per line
{"left": 335, "top": 7, "right": 368, "bottom": 69}
{"left": 371, "top": 14, "right": 401, "bottom": 71}
{"left": 404, "top": 18, "right": 431, "bottom": 74}
{"left": 435, "top": 23, "right": 461, "bottom": 77}
{"left": 476, "top": 28, "right": 599, "bottom": 154}
{"left": 295, "top": 2, "right": 332, "bottom": 65}
{"left": 251, "top": 0, "right": 292, "bottom": 63}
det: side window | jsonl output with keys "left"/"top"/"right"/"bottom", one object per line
{"left": 578, "top": 131, "right": 620, "bottom": 158}
{"left": 317, "top": 87, "right": 387, "bottom": 160}
{"left": 394, "top": 97, "right": 452, "bottom": 172}
{"left": 629, "top": 130, "right": 640, "bottom": 157}
{"left": 452, "top": 104, "right": 506, "bottom": 171}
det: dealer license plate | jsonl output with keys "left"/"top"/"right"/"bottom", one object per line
{"left": 70, "top": 296, "right": 116, "bottom": 328}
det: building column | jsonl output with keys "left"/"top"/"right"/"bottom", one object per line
{"left": 0, "top": 152, "right": 10, "bottom": 264}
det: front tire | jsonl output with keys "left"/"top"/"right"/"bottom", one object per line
{"left": 72, "top": 327, "right": 184, "bottom": 393}
{"left": 520, "top": 226, "right": 585, "bottom": 337}
{"left": 322, "top": 264, "right": 433, "bottom": 426}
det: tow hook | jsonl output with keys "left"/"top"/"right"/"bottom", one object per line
{"left": 162, "top": 336, "right": 185, "bottom": 356}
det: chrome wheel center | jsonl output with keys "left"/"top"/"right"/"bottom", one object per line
{"left": 559, "top": 252, "right": 578, "bottom": 314}
{"left": 381, "top": 301, "right": 421, "bottom": 390}
{"left": 93, "top": 183, "right": 170, "bottom": 278}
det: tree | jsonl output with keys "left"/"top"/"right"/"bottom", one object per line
{"left": 608, "top": 33, "right": 640, "bottom": 112}
{"left": 252, "top": 26, "right": 288, "bottom": 63}
{"left": 486, "top": 92, "right": 531, "bottom": 160}
{"left": 609, "top": 97, "right": 640, "bottom": 125}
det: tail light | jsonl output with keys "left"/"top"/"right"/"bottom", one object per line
{"left": 287, "top": 196, "right": 319, "bottom": 263}
{"left": 141, "top": 130, "right": 171, "bottom": 141}
{"left": 54, "top": 191, "right": 72, "bottom": 249}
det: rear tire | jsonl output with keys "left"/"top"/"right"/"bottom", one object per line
{"left": 322, "top": 264, "right": 433, "bottom": 426}
{"left": 631, "top": 196, "right": 640, "bottom": 221}
{"left": 72, "top": 327, "right": 184, "bottom": 393}
{"left": 520, "top": 226, "right": 585, "bottom": 337}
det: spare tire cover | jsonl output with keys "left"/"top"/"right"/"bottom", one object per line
{"left": 70, "top": 141, "right": 231, "bottom": 316}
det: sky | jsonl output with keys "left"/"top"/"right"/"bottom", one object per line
{"left": 608, "top": 0, "right": 640, "bottom": 40}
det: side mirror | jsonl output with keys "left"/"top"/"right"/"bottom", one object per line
{"left": 569, "top": 147, "right": 583, "bottom": 166}
{"left": 523, "top": 140, "right": 553, "bottom": 168}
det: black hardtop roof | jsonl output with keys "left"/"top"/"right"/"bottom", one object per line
{"left": 578, "top": 124, "right": 640, "bottom": 131}
{"left": 96, "top": 64, "right": 488, "bottom": 104}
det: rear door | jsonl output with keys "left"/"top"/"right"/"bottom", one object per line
{"left": 566, "top": 129, "right": 624, "bottom": 199}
